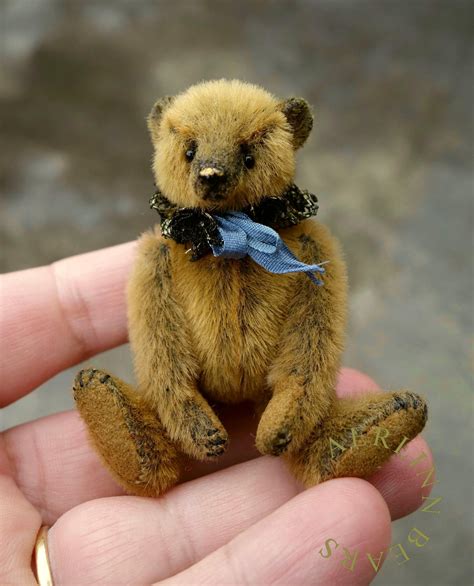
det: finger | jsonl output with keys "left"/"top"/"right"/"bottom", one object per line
{"left": 367, "top": 435, "right": 435, "bottom": 521}
{"left": 5, "top": 368, "right": 433, "bottom": 523}
{"left": 4, "top": 411, "right": 124, "bottom": 525}
{"left": 0, "top": 242, "right": 135, "bottom": 406}
{"left": 0, "top": 444, "right": 42, "bottom": 584}
{"left": 47, "top": 457, "right": 301, "bottom": 585}
{"left": 159, "top": 478, "right": 392, "bottom": 585}
{"left": 336, "top": 366, "right": 381, "bottom": 396}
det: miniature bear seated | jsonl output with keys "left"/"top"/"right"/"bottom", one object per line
{"left": 73, "top": 80, "right": 427, "bottom": 496}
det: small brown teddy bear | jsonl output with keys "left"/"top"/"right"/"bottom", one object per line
{"left": 74, "top": 79, "right": 427, "bottom": 496}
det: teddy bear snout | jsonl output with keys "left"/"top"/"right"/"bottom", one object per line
{"left": 196, "top": 162, "right": 229, "bottom": 200}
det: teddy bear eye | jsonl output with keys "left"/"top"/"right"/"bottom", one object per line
{"left": 185, "top": 147, "right": 196, "bottom": 162}
{"left": 244, "top": 153, "right": 255, "bottom": 169}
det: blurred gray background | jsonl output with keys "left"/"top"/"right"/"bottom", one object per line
{"left": 1, "top": 1, "right": 473, "bottom": 584}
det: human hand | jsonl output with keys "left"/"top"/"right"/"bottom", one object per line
{"left": 0, "top": 243, "right": 434, "bottom": 585}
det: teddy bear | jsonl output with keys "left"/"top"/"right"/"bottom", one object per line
{"left": 73, "top": 79, "right": 427, "bottom": 496}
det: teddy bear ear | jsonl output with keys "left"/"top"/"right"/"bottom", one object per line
{"left": 280, "top": 97, "right": 314, "bottom": 149}
{"left": 147, "top": 96, "right": 174, "bottom": 141}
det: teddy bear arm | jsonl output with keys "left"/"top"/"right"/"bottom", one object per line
{"left": 127, "top": 231, "right": 229, "bottom": 460}
{"left": 256, "top": 222, "right": 348, "bottom": 456}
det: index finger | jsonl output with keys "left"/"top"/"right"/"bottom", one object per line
{"left": 0, "top": 242, "right": 136, "bottom": 406}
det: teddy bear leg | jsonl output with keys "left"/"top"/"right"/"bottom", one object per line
{"left": 284, "top": 390, "right": 427, "bottom": 487}
{"left": 73, "top": 367, "right": 181, "bottom": 497}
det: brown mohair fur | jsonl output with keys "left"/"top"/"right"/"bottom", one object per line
{"left": 74, "top": 80, "right": 427, "bottom": 495}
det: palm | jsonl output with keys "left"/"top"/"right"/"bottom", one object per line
{"left": 0, "top": 243, "right": 433, "bottom": 585}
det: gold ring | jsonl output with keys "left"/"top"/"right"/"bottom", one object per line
{"left": 33, "top": 526, "right": 54, "bottom": 586}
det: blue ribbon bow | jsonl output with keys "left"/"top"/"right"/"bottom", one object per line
{"left": 210, "top": 211, "right": 326, "bottom": 285}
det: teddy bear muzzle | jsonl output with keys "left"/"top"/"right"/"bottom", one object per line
{"left": 196, "top": 161, "right": 231, "bottom": 201}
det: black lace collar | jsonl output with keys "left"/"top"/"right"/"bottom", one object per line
{"left": 149, "top": 183, "right": 319, "bottom": 261}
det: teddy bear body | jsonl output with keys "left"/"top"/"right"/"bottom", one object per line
{"left": 128, "top": 217, "right": 345, "bottom": 462}
{"left": 161, "top": 243, "right": 297, "bottom": 406}
{"left": 74, "top": 80, "right": 427, "bottom": 496}
{"left": 164, "top": 223, "right": 341, "bottom": 407}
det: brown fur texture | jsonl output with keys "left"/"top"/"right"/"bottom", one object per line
{"left": 73, "top": 368, "right": 180, "bottom": 496}
{"left": 74, "top": 79, "right": 427, "bottom": 496}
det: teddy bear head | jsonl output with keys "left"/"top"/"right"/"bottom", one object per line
{"left": 148, "top": 79, "right": 313, "bottom": 211}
